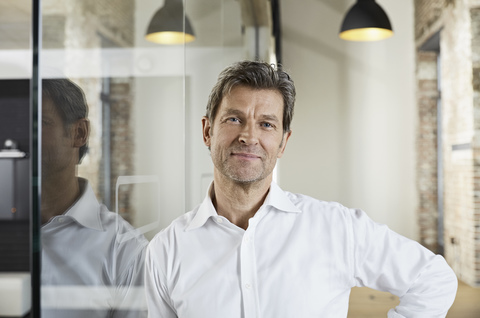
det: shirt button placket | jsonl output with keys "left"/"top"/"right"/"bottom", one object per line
{"left": 240, "top": 223, "right": 259, "bottom": 318}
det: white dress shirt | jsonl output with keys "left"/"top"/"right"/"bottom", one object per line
{"left": 42, "top": 178, "right": 148, "bottom": 318}
{"left": 145, "top": 182, "right": 458, "bottom": 318}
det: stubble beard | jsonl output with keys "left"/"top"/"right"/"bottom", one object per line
{"left": 210, "top": 137, "right": 285, "bottom": 186}
{"left": 222, "top": 158, "right": 267, "bottom": 184}
{"left": 212, "top": 147, "right": 270, "bottom": 185}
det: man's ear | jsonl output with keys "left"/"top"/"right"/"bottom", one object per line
{"left": 277, "top": 130, "right": 292, "bottom": 159}
{"left": 201, "top": 116, "right": 212, "bottom": 148}
{"left": 73, "top": 118, "right": 90, "bottom": 148}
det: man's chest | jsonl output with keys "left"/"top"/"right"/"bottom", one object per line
{"left": 168, "top": 223, "right": 353, "bottom": 318}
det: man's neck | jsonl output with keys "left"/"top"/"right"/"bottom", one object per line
{"left": 212, "top": 173, "right": 272, "bottom": 230}
{"left": 41, "top": 173, "right": 81, "bottom": 224}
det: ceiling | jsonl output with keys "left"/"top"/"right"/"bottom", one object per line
{"left": 0, "top": 0, "right": 348, "bottom": 50}
{"left": 0, "top": 0, "right": 241, "bottom": 49}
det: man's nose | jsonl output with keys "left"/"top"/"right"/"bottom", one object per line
{"left": 238, "top": 122, "right": 258, "bottom": 145}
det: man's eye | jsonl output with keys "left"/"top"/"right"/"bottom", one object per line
{"left": 227, "top": 117, "right": 240, "bottom": 123}
{"left": 262, "top": 122, "right": 273, "bottom": 128}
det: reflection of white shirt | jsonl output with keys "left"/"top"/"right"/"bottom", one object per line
{"left": 41, "top": 178, "right": 148, "bottom": 318}
{"left": 145, "top": 182, "right": 457, "bottom": 318}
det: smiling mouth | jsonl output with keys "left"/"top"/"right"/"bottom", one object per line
{"left": 231, "top": 152, "right": 261, "bottom": 160}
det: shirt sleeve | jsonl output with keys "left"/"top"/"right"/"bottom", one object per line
{"left": 144, "top": 241, "right": 178, "bottom": 318}
{"left": 349, "top": 209, "right": 458, "bottom": 318}
{"left": 112, "top": 239, "right": 149, "bottom": 318}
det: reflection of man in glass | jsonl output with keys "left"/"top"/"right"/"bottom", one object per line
{"left": 145, "top": 61, "right": 458, "bottom": 318}
{"left": 41, "top": 79, "right": 147, "bottom": 317}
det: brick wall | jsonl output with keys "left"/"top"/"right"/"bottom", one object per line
{"left": 471, "top": 7, "right": 480, "bottom": 288}
{"left": 414, "top": 0, "right": 446, "bottom": 42}
{"left": 415, "top": 0, "right": 480, "bottom": 286}
{"left": 416, "top": 51, "right": 439, "bottom": 253}
{"left": 108, "top": 78, "right": 135, "bottom": 220}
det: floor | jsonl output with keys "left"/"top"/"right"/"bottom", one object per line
{"left": 347, "top": 280, "right": 480, "bottom": 318}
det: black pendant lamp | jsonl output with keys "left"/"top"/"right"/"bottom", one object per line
{"left": 339, "top": 0, "right": 393, "bottom": 42}
{"left": 145, "top": 0, "right": 195, "bottom": 45}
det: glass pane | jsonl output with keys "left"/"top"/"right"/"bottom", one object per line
{"left": 0, "top": 0, "right": 271, "bottom": 315}
{"left": 37, "top": 0, "right": 247, "bottom": 316}
{"left": 39, "top": 0, "right": 187, "bottom": 316}
{"left": 185, "top": 0, "right": 244, "bottom": 209}
{"left": 0, "top": 0, "right": 34, "bottom": 317}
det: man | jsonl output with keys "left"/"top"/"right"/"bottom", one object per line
{"left": 145, "top": 61, "right": 458, "bottom": 317}
{"left": 41, "top": 79, "right": 147, "bottom": 317}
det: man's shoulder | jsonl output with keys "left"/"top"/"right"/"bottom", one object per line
{"left": 282, "top": 189, "right": 349, "bottom": 213}
{"left": 274, "top": 189, "right": 368, "bottom": 229}
{"left": 149, "top": 209, "right": 197, "bottom": 246}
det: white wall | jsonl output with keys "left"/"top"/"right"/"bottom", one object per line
{"left": 280, "top": 0, "right": 417, "bottom": 240}
{"left": 131, "top": 0, "right": 418, "bottom": 240}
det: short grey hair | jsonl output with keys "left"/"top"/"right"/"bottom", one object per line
{"left": 206, "top": 60, "right": 296, "bottom": 133}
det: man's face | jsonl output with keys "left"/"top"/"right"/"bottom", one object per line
{"left": 41, "top": 97, "right": 78, "bottom": 178}
{"left": 202, "top": 85, "right": 291, "bottom": 185}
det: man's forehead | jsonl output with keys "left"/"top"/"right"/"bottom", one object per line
{"left": 219, "top": 107, "right": 280, "bottom": 121}
{"left": 219, "top": 85, "right": 284, "bottom": 108}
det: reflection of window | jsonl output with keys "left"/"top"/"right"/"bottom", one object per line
{"left": 116, "top": 175, "right": 160, "bottom": 242}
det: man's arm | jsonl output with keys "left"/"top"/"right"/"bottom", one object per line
{"left": 349, "top": 209, "right": 458, "bottom": 317}
{"left": 111, "top": 288, "right": 147, "bottom": 318}
{"left": 144, "top": 242, "right": 178, "bottom": 318}
{"left": 111, "top": 237, "right": 149, "bottom": 318}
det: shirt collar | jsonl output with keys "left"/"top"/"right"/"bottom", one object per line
{"left": 185, "top": 181, "right": 301, "bottom": 231}
{"left": 263, "top": 181, "right": 302, "bottom": 214}
{"left": 64, "top": 178, "right": 105, "bottom": 231}
{"left": 185, "top": 183, "right": 218, "bottom": 231}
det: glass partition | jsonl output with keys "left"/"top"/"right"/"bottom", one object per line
{"left": 37, "top": 0, "right": 245, "bottom": 317}
{"left": 0, "top": 1, "right": 34, "bottom": 317}
{"left": 0, "top": 0, "right": 277, "bottom": 316}
{"left": 38, "top": 1, "right": 179, "bottom": 317}
{"left": 184, "top": 0, "right": 244, "bottom": 210}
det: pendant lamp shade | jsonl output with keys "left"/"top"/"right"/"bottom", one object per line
{"left": 145, "top": 0, "right": 195, "bottom": 45}
{"left": 339, "top": 0, "right": 393, "bottom": 42}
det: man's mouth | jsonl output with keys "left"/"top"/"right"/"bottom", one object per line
{"left": 231, "top": 152, "right": 261, "bottom": 160}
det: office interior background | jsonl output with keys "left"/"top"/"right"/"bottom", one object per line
{"left": 0, "top": 0, "right": 479, "bottom": 316}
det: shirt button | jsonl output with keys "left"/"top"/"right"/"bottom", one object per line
{"left": 216, "top": 217, "right": 223, "bottom": 224}
{"left": 245, "top": 283, "right": 251, "bottom": 289}
{"left": 57, "top": 217, "right": 64, "bottom": 223}
{"left": 244, "top": 236, "right": 251, "bottom": 243}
